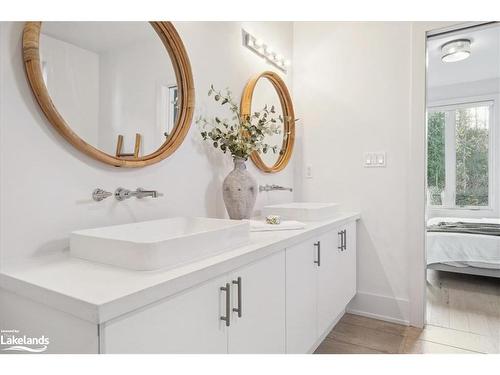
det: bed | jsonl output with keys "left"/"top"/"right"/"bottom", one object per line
{"left": 426, "top": 217, "right": 500, "bottom": 278}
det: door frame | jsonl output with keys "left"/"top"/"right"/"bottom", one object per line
{"left": 408, "top": 21, "right": 495, "bottom": 328}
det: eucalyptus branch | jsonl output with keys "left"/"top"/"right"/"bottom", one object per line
{"left": 197, "top": 85, "right": 288, "bottom": 160}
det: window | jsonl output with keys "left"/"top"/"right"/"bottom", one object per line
{"left": 427, "top": 101, "right": 493, "bottom": 209}
{"left": 427, "top": 111, "right": 446, "bottom": 205}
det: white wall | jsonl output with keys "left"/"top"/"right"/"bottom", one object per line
{"left": 293, "top": 22, "right": 414, "bottom": 324}
{"left": 40, "top": 33, "right": 100, "bottom": 145}
{"left": 428, "top": 78, "right": 500, "bottom": 103}
{"left": 0, "top": 21, "right": 295, "bottom": 267}
{"left": 98, "top": 38, "right": 178, "bottom": 155}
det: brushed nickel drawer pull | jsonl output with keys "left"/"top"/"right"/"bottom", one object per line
{"left": 314, "top": 241, "right": 321, "bottom": 266}
{"left": 220, "top": 283, "right": 230, "bottom": 327}
{"left": 232, "top": 277, "right": 242, "bottom": 318}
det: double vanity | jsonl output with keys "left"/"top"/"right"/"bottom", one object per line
{"left": 0, "top": 204, "right": 359, "bottom": 354}
{"left": 0, "top": 22, "right": 361, "bottom": 354}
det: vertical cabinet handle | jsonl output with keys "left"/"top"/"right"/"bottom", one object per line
{"left": 232, "top": 277, "right": 242, "bottom": 318}
{"left": 220, "top": 283, "right": 230, "bottom": 326}
{"left": 314, "top": 241, "right": 321, "bottom": 266}
{"left": 338, "top": 229, "right": 347, "bottom": 251}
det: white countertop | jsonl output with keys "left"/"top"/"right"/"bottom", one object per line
{"left": 0, "top": 213, "right": 360, "bottom": 324}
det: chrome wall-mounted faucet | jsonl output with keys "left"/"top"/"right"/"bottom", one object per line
{"left": 114, "top": 187, "right": 163, "bottom": 201}
{"left": 259, "top": 184, "right": 293, "bottom": 193}
{"left": 91, "top": 187, "right": 163, "bottom": 201}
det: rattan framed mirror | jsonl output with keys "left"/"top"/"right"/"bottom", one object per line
{"left": 240, "top": 71, "right": 295, "bottom": 173}
{"left": 23, "top": 21, "right": 195, "bottom": 167}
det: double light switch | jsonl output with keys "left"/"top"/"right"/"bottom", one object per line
{"left": 363, "top": 152, "right": 386, "bottom": 167}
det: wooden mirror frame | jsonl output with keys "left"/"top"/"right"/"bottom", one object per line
{"left": 240, "top": 71, "right": 295, "bottom": 173}
{"left": 23, "top": 21, "right": 195, "bottom": 168}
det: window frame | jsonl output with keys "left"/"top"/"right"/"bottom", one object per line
{"left": 427, "top": 95, "right": 496, "bottom": 212}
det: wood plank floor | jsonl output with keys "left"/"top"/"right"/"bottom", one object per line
{"left": 426, "top": 270, "right": 500, "bottom": 337}
{"left": 315, "top": 270, "right": 500, "bottom": 354}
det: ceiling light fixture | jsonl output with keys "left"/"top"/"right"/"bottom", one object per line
{"left": 441, "top": 39, "right": 471, "bottom": 63}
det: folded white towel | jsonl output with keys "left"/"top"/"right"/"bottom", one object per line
{"left": 249, "top": 219, "right": 306, "bottom": 232}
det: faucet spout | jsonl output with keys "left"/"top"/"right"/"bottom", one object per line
{"left": 259, "top": 184, "right": 293, "bottom": 193}
{"left": 136, "top": 188, "right": 162, "bottom": 199}
{"left": 114, "top": 187, "right": 163, "bottom": 201}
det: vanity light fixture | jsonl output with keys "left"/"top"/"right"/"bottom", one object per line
{"left": 441, "top": 39, "right": 471, "bottom": 63}
{"left": 242, "top": 29, "right": 289, "bottom": 72}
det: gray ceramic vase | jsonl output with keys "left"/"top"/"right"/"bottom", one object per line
{"left": 222, "top": 157, "right": 257, "bottom": 220}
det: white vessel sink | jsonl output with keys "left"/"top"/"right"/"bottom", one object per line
{"left": 262, "top": 202, "right": 340, "bottom": 221}
{"left": 70, "top": 217, "right": 250, "bottom": 271}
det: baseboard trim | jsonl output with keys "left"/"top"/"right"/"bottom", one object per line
{"left": 346, "top": 308, "right": 410, "bottom": 326}
{"left": 346, "top": 291, "right": 410, "bottom": 326}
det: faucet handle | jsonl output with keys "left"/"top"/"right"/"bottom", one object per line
{"left": 92, "top": 188, "right": 112, "bottom": 202}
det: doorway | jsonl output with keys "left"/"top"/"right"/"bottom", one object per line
{"left": 425, "top": 22, "right": 500, "bottom": 343}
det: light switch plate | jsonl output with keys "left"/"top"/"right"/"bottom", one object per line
{"left": 305, "top": 164, "right": 313, "bottom": 179}
{"left": 363, "top": 152, "right": 386, "bottom": 167}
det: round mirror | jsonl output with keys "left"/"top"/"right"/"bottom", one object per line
{"left": 252, "top": 78, "right": 285, "bottom": 167}
{"left": 23, "top": 22, "right": 194, "bottom": 167}
{"left": 241, "top": 71, "right": 295, "bottom": 173}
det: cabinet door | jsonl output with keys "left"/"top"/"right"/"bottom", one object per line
{"left": 102, "top": 274, "right": 229, "bottom": 353}
{"left": 285, "top": 240, "right": 318, "bottom": 353}
{"left": 316, "top": 229, "right": 345, "bottom": 336}
{"left": 228, "top": 251, "right": 286, "bottom": 353}
{"left": 340, "top": 221, "right": 357, "bottom": 305}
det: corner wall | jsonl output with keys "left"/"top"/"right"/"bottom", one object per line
{"left": 293, "top": 22, "right": 414, "bottom": 324}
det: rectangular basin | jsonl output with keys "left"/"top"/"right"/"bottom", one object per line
{"left": 70, "top": 217, "right": 250, "bottom": 271}
{"left": 262, "top": 202, "right": 340, "bottom": 221}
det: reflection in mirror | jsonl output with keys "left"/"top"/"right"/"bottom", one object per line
{"left": 251, "top": 78, "right": 284, "bottom": 166}
{"left": 39, "top": 22, "right": 179, "bottom": 157}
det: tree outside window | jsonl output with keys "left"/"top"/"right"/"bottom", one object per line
{"left": 427, "top": 103, "right": 491, "bottom": 209}
{"left": 427, "top": 111, "right": 445, "bottom": 206}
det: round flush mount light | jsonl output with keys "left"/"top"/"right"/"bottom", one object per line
{"left": 441, "top": 39, "right": 471, "bottom": 63}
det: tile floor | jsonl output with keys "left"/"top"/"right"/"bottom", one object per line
{"left": 315, "top": 270, "right": 500, "bottom": 354}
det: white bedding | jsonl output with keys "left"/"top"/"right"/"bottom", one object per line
{"left": 427, "top": 217, "right": 500, "bottom": 269}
